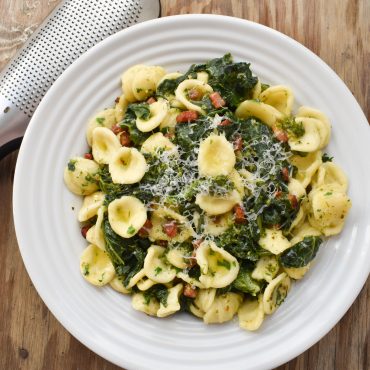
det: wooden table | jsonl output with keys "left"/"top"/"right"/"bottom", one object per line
{"left": 0, "top": 1, "right": 369, "bottom": 369}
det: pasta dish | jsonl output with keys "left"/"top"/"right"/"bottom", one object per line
{"left": 64, "top": 54, "right": 351, "bottom": 330}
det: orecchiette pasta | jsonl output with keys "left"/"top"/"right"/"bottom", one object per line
{"left": 136, "top": 98, "right": 169, "bottom": 132}
{"left": 86, "top": 108, "right": 117, "bottom": 146}
{"left": 259, "top": 85, "right": 294, "bottom": 116}
{"left": 131, "top": 292, "right": 159, "bottom": 316}
{"left": 235, "top": 100, "right": 283, "bottom": 127}
{"left": 263, "top": 273, "right": 291, "bottom": 314}
{"left": 108, "top": 196, "right": 147, "bottom": 238}
{"left": 195, "top": 190, "right": 241, "bottom": 216}
{"left": 92, "top": 127, "right": 121, "bottom": 164}
{"left": 175, "top": 79, "right": 213, "bottom": 113}
{"left": 307, "top": 184, "right": 351, "bottom": 236}
{"left": 140, "top": 132, "right": 177, "bottom": 154}
{"left": 203, "top": 293, "right": 243, "bottom": 324}
{"left": 66, "top": 54, "right": 351, "bottom": 332}
{"left": 80, "top": 244, "right": 115, "bottom": 286}
{"left": 288, "top": 117, "right": 322, "bottom": 152}
{"left": 78, "top": 191, "right": 105, "bottom": 222}
{"left": 196, "top": 240, "right": 239, "bottom": 288}
{"left": 238, "top": 295, "right": 265, "bottom": 331}
{"left": 144, "top": 245, "right": 177, "bottom": 284}
{"left": 251, "top": 256, "right": 280, "bottom": 283}
{"left": 297, "top": 106, "right": 331, "bottom": 147}
{"left": 109, "top": 147, "right": 147, "bottom": 184}
{"left": 157, "top": 283, "right": 183, "bottom": 318}
{"left": 64, "top": 157, "right": 99, "bottom": 195}
{"left": 198, "top": 133, "right": 235, "bottom": 177}
{"left": 289, "top": 150, "right": 322, "bottom": 188}
{"left": 258, "top": 229, "right": 291, "bottom": 255}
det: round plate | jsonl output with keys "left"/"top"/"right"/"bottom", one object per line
{"left": 13, "top": 15, "right": 370, "bottom": 370}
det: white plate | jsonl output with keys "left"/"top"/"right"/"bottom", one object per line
{"left": 13, "top": 14, "right": 370, "bottom": 370}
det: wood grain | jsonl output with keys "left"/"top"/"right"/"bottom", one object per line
{"left": 0, "top": 1, "right": 369, "bottom": 369}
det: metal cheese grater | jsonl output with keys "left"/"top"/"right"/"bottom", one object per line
{"left": 0, "top": 0, "right": 160, "bottom": 159}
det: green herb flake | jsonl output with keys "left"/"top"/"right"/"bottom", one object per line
{"left": 322, "top": 153, "right": 333, "bottom": 162}
{"left": 127, "top": 225, "right": 136, "bottom": 235}
{"left": 67, "top": 159, "right": 77, "bottom": 172}
{"left": 217, "top": 259, "right": 231, "bottom": 270}
{"left": 324, "top": 192, "right": 332, "bottom": 196}
{"left": 96, "top": 117, "right": 105, "bottom": 125}
{"left": 83, "top": 263, "right": 90, "bottom": 276}
{"left": 154, "top": 266, "right": 163, "bottom": 276}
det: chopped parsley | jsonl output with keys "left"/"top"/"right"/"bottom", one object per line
{"left": 67, "top": 159, "right": 77, "bottom": 171}
{"left": 96, "top": 117, "right": 105, "bottom": 125}
{"left": 127, "top": 225, "right": 136, "bottom": 235}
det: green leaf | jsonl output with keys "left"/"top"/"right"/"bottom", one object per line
{"left": 280, "top": 236, "right": 322, "bottom": 268}
{"left": 232, "top": 264, "right": 261, "bottom": 296}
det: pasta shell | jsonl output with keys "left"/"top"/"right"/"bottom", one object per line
{"left": 80, "top": 244, "right": 115, "bottom": 286}
{"left": 196, "top": 240, "right": 239, "bottom": 288}
{"left": 63, "top": 157, "right": 99, "bottom": 195}
{"left": 86, "top": 108, "right": 116, "bottom": 146}
{"left": 195, "top": 190, "right": 241, "bottom": 216}
{"left": 263, "top": 272, "right": 291, "bottom": 314}
{"left": 143, "top": 245, "right": 177, "bottom": 284}
{"left": 115, "top": 94, "right": 129, "bottom": 123}
{"left": 238, "top": 295, "right": 265, "bottom": 331}
{"left": 148, "top": 207, "right": 195, "bottom": 243}
{"left": 289, "top": 150, "right": 322, "bottom": 188}
{"left": 175, "top": 79, "right": 213, "bottom": 113}
{"left": 288, "top": 206, "right": 306, "bottom": 232}
{"left": 131, "top": 292, "right": 159, "bottom": 316}
{"left": 289, "top": 221, "right": 322, "bottom": 245}
{"left": 92, "top": 206, "right": 107, "bottom": 250}
{"left": 132, "top": 66, "right": 166, "bottom": 101}
{"left": 203, "top": 212, "right": 233, "bottom": 236}
{"left": 136, "top": 277, "right": 158, "bottom": 291}
{"left": 203, "top": 293, "right": 243, "bottom": 324}
{"left": 92, "top": 127, "right": 121, "bottom": 164}
{"left": 126, "top": 269, "right": 146, "bottom": 289}
{"left": 176, "top": 271, "right": 205, "bottom": 289}
{"left": 251, "top": 256, "right": 280, "bottom": 283}
{"left": 259, "top": 85, "right": 294, "bottom": 116}
{"left": 312, "top": 162, "right": 348, "bottom": 192}
{"left": 288, "top": 117, "right": 322, "bottom": 152}
{"left": 108, "top": 196, "right": 147, "bottom": 238}
{"left": 157, "top": 283, "right": 183, "bottom": 318}
{"left": 196, "top": 71, "right": 209, "bottom": 83}
{"left": 165, "top": 247, "right": 190, "bottom": 270}
{"left": 140, "top": 132, "right": 177, "bottom": 155}
{"left": 194, "top": 288, "right": 216, "bottom": 313}
{"left": 284, "top": 264, "right": 311, "bottom": 280}
{"left": 159, "top": 107, "right": 181, "bottom": 129}
{"left": 307, "top": 185, "right": 351, "bottom": 236}
{"left": 121, "top": 64, "right": 146, "bottom": 102}
{"left": 110, "top": 276, "right": 131, "bottom": 294}
{"left": 288, "top": 178, "right": 306, "bottom": 199}
{"left": 109, "top": 147, "right": 147, "bottom": 184}
{"left": 258, "top": 229, "right": 291, "bottom": 255}
{"left": 235, "top": 100, "right": 283, "bottom": 127}
{"left": 251, "top": 79, "right": 262, "bottom": 99}
{"left": 198, "top": 133, "right": 235, "bottom": 177}
{"left": 297, "top": 106, "right": 331, "bottom": 147}
{"left": 78, "top": 191, "right": 104, "bottom": 222}
{"left": 136, "top": 98, "right": 169, "bottom": 132}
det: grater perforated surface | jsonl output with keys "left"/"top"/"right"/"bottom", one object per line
{"left": 0, "top": 0, "right": 146, "bottom": 117}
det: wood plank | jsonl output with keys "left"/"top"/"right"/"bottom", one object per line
{"left": 0, "top": 1, "right": 368, "bottom": 369}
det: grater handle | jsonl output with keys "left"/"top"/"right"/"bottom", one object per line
{"left": 0, "top": 95, "right": 29, "bottom": 158}
{"left": 0, "top": 0, "right": 161, "bottom": 160}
